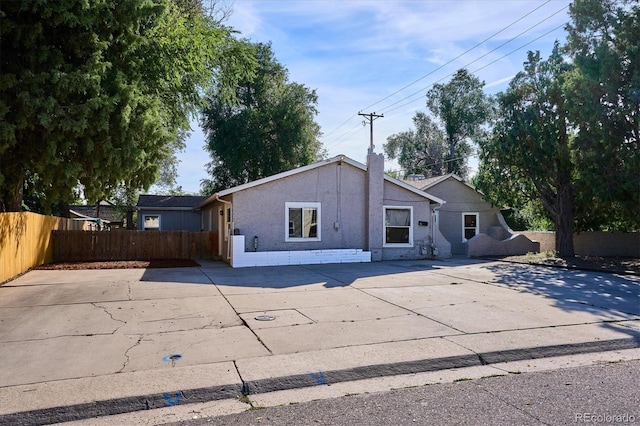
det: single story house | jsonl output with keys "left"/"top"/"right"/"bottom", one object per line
{"left": 69, "top": 200, "right": 125, "bottom": 230}
{"left": 136, "top": 195, "right": 207, "bottom": 231}
{"left": 404, "top": 173, "right": 537, "bottom": 256}
{"left": 196, "top": 151, "right": 451, "bottom": 267}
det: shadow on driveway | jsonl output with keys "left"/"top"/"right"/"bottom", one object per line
{"left": 483, "top": 262, "right": 640, "bottom": 318}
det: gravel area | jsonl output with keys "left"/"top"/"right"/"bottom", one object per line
{"left": 36, "top": 259, "right": 201, "bottom": 270}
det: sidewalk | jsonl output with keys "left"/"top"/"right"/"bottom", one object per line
{"left": 0, "top": 258, "right": 638, "bottom": 425}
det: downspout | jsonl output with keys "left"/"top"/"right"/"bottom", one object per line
{"left": 215, "top": 195, "right": 233, "bottom": 262}
{"left": 431, "top": 201, "right": 445, "bottom": 258}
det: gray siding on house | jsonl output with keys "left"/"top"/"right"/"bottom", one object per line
{"left": 426, "top": 178, "right": 504, "bottom": 255}
{"left": 381, "top": 180, "right": 435, "bottom": 260}
{"left": 138, "top": 209, "right": 202, "bottom": 231}
{"left": 230, "top": 161, "right": 368, "bottom": 252}
{"left": 200, "top": 157, "right": 439, "bottom": 262}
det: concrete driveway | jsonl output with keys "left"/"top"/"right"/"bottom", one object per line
{"left": 1, "top": 258, "right": 638, "bottom": 424}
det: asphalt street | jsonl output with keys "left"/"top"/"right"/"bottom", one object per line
{"left": 162, "top": 360, "right": 640, "bottom": 426}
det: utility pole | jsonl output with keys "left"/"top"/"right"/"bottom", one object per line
{"left": 359, "top": 112, "right": 383, "bottom": 153}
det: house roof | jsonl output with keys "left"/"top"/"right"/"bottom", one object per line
{"left": 402, "top": 175, "right": 446, "bottom": 189}
{"left": 136, "top": 195, "right": 208, "bottom": 210}
{"left": 197, "top": 154, "right": 445, "bottom": 208}
{"left": 402, "top": 173, "right": 478, "bottom": 192}
{"left": 69, "top": 201, "right": 124, "bottom": 223}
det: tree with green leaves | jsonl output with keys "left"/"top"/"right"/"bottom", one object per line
{"left": 384, "top": 112, "right": 448, "bottom": 178}
{"left": 0, "top": 0, "right": 253, "bottom": 212}
{"left": 200, "top": 42, "right": 324, "bottom": 193}
{"left": 564, "top": 0, "right": 639, "bottom": 231}
{"left": 477, "top": 44, "right": 576, "bottom": 256}
{"left": 426, "top": 69, "right": 492, "bottom": 175}
{"left": 476, "top": 0, "right": 639, "bottom": 257}
{"left": 385, "top": 69, "right": 491, "bottom": 179}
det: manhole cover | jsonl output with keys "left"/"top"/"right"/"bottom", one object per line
{"left": 255, "top": 315, "right": 276, "bottom": 321}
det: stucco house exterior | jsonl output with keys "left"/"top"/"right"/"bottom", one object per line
{"left": 136, "top": 195, "right": 207, "bottom": 231}
{"left": 404, "top": 174, "right": 537, "bottom": 256}
{"left": 197, "top": 152, "right": 451, "bottom": 267}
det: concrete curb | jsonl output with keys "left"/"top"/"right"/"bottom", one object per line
{"left": 2, "top": 337, "right": 637, "bottom": 426}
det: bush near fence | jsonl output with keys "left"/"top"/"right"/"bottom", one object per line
{"left": 52, "top": 230, "right": 218, "bottom": 262}
{"left": 0, "top": 212, "right": 86, "bottom": 283}
{"left": 521, "top": 231, "right": 640, "bottom": 257}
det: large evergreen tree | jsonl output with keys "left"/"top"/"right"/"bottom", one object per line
{"left": 564, "top": 0, "right": 640, "bottom": 230}
{"left": 201, "top": 42, "right": 324, "bottom": 193}
{"left": 476, "top": 0, "right": 640, "bottom": 257}
{"left": 477, "top": 45, "right": 576, "bottom": 256}
{"left": 0, "top": 0, "right": 252, "bottom": 212}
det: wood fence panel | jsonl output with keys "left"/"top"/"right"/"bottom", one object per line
{"left": 1, "top": 212, "right": 85, "bottom": 283}
{"left": 52, "top": 230, "right": 217, "bottom": 262}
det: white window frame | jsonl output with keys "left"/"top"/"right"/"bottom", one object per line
{"left": 142, "top": 214, "right": 161, "bottom": 231}
{"left": 285, "top": 202, "right": 321, "bottom": 242}
{"left": 462, "top": 212, "right": 479, "bottom": 242}
{"left": 383, "top": 205, "right": 414, "bottom": 247}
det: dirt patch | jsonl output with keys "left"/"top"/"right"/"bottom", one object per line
{"left": 36, "top": 259, "right": 201, "bottom": 270}
{"left": 493, "top": 255, "right": 640, "bottom": 275}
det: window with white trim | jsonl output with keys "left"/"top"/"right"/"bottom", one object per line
{"left": 143, "top": 214, "right": 161, "bottom": 230}
{"left": 462, "top": 212, "right": 479, "bottom": 241}
{"left": 384, "top": 206, "right": 413, "bottom": 246}
{"left": 285, "top": 202, "right": 321, "bottom": 241}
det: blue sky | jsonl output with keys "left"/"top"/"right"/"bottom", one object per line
{"left": 173, "top": 0, "right": 573, "bottom": 194}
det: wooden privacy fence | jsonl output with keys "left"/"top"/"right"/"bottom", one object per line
{"left": 52, "top": 230, "right": 218, "bottom": 262}
{"left": 1, "top": 212, "right": 87, "bottom": 283}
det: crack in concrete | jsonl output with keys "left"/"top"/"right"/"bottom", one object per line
{"left": 1, "top": 333, "right": 120, "bottom": 344}
{"left": 472, "top": 382, "right": 554, "bottom": 425}
{"left": 91, "top": 302, "right": 127, "bottom": 334}
{"left": 233, "top": 360, "right": 253, "bottom": 407}
{"left": 441, "top": 335, "right": 490, "bottom": 366}
{"left": 356, "top": 287, "right": 466, "bottom": 334}
{"left": 118, "top": 335, "right": 143, "bottom": 373}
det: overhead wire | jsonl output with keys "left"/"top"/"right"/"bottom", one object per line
{"left": 321, "top": 0, "right": 555, "bottom": 142}
{"left": 358, "top": 0, "right": 553, "bottom": 114}
{"left": 383, "top": 20, "right": 567, "bottom": 115}
{"left": 379, "top": 4, "right": 570, "bottom": 115}
{"left": 322, "top": 1, "right": 570, "bottom": 149}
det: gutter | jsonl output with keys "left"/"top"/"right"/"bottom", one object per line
{"left": 431, "top": 200, "right": 445, "bottom": 258}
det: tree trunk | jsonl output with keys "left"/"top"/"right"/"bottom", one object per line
{"left": 555, "top": 183, "right": 575, "bottom": 258}
{"left": 0, "top": 173, "right": 25, "bottom": 212}
{"left": 126, "top": 209, "right": 135, "bottom": 230}
{"left": 447, "top": 136, "right": 455, "bottom": 174}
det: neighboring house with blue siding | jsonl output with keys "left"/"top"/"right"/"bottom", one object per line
{"left": 136, "top": 195, "right": 207, "bottom": 231}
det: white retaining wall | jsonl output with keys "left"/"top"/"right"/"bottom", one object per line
{"left": 230, "top": 235, "right": 372, "bottom": 268}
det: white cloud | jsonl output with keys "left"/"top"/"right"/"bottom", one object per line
{"left": 176, "top": 0, "right": 573, "bottom": 192}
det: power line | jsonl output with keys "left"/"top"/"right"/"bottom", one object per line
{"left": 378, "top": 4, "right": 570, "bottom": 115}
{"left": 358, "top": 0, "right": 553, "bottom": 113}
{"left": 382, "top": 20, "right": 567, "bottom": 115}
{"left": 321, "top": 0, "right": 556, "bottom": 140}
